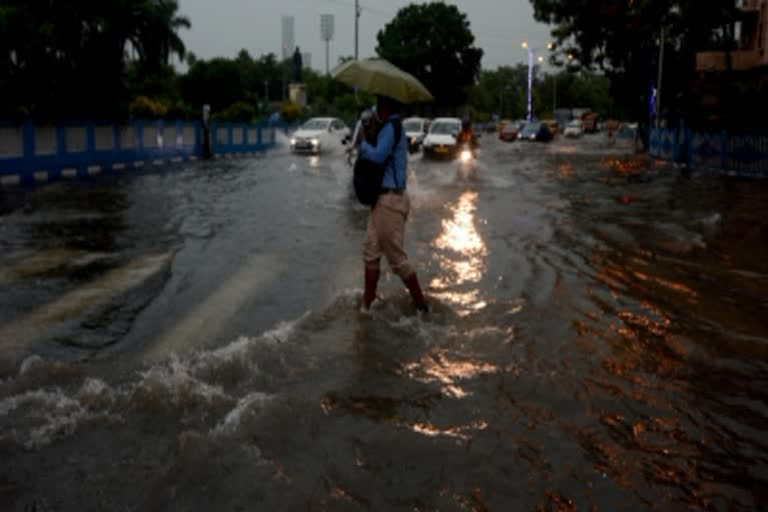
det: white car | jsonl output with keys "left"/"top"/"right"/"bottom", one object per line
{"left": 563, "top": 119, "right": 584, "bottom": 138}
{"left": 422, "top": 117, "right": 462, "bottom": 158}
{"left": 290, "top": 117, "right": 350, "bottom": 154}
{"left": 403, "top": 117, "right": 429, "bottom": 153}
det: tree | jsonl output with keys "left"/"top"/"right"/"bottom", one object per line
{"left": 529, "top": 0, "right": 739, "bottom": 127}
{"left": 0, "top": 0, "right": 190, "bottom": 119}
{"left": 468, "top": 66, "right": 528, "bottom": 120}
{"left": 376, "top": 2, "right": 483, "bottom": 109}
{"left": 180, "top": 58, "right": 245, "bottom": 114}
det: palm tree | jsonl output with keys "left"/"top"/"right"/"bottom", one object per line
{"left": 132, "top": 0, "right": 191, "bottom": 70}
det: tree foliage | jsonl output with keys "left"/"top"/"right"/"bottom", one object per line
{"left": 0, "top": 0, "right": 189, "bottom": 119}
{"left": 529, "top": 0, "right": 740, "bottom": 125}
{"left": 468, "top": 65, "right": 617, "bottom": 121}
{"left": 376, "top": 2, "right": 483, "bottom": 108}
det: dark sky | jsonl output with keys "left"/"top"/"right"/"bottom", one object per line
{"left": 177, "top": 0, "right": 554, "bottom": 70}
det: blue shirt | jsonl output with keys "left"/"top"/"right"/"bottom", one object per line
{"left": 360, "top": 115, "right": 408, "bottom": 190}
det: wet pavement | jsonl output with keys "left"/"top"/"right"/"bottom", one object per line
{"left": 1, "top": 135, "right": 768, "bottom": 511}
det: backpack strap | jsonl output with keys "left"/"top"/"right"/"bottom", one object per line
{"left": 383, "top": 118, "right": 403, "bottom": 190}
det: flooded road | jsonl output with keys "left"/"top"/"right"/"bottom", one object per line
{"left": 1, "top": 136, "right": 767, "bottom": 511}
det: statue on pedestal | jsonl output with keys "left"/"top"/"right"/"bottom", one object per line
{"left": 292, "top": 47, "right": 303, "bottom": 83}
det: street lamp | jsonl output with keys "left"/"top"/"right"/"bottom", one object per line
{"left": 521, "top": 41, "right": 554, "bottom": 121}
{"left": 553, "top": 54, "right": 575, "bottom": 115}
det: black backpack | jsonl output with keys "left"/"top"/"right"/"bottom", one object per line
{"left": 353, "top": 118, "right": 403, "bottom": 207}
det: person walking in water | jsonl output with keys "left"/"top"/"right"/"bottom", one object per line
{"left": 358, "top": 95, "right": 428, "bottom": 313}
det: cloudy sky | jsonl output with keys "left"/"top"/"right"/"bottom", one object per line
{"left": 177, "top": 0, "right": 554, "bottom": 71}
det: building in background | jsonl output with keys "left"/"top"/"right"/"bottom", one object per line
{"left": 282, "top": 16, "right": 295, "bottom": 61}
{"left": 697, "top": 0, "right": 767, "bottom": 72}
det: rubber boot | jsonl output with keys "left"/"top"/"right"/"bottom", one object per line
{"left": 402, "top": 274, "right": 428, "bottom": 313}
{"left": 363, "top": 267, "right": 380, "bottom": 310}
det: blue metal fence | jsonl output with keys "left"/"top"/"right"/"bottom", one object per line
{"left": 650, "top": 127, "right": 768, "bottom": 178}
{"left": 0, "top": 120, "right": 277, "bottom": 186}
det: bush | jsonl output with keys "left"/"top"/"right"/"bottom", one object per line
{"left": 129, "top": 96, "right": 169, "bottom": 119}
{"left": 214, "top": 101, "right": 257, "bottom": 122}
{"left": 280, "top": 101, "right": 301, "bottom": 122}
{"left": 166, "top": 102, "right": 196, "bottom": 120}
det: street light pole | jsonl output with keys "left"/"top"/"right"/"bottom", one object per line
{"left": 553, "top": 73, "right": 557, "bottom": 115}
{"left": 354, "top": 0, "right": 360, "bottom": 60}
{"left": 522, "top": 42, "right": 553, "bottom": 121}
{"left": 522, "top": 42, "right": 534, "bottom": 121}
{"left": 656, "top": 26, "right": 665, "bottom": 128}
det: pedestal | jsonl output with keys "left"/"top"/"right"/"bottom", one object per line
{"left": 289, "top": 83, "right": 307, "bottom": 108}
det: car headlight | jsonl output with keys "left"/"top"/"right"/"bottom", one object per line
{"left": 311, "top": 139, "right": 319, "bottom": 147}
{"left": 290, "top": 138, "right": 297, "bottom": 146}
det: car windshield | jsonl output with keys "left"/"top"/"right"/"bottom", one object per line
{"left": 301, "top": 119, "right": 330, "bottom": 130}
{"left": 503, "top": 123, "right": 519, "bottom": 133}
{"left": 521, "top": 123, "right": 541, "bottom": 135}
{"left": 430, "top": 121, "right": 460, "bottom": 135}
{"left": 568, "top": 121, "right": 582, "bottom": 128}
{"left": 403, "top": 121, "right": 422, "bottom": 132}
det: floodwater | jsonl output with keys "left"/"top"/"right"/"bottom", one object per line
{"left": 1, "top": 135, "right": 767, "bottom": 511}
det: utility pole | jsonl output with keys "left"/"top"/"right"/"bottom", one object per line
{"left": 553, "top": 73, "right": 557, "bottom": 115}
{"left": 354, "top": 0, "right": 361, "bottom": 60}
{"left": 321, "top": 14, "right": 335, "bottom": 75}
{"left": 656, "top": 26, "right": 665, "bottom": 128}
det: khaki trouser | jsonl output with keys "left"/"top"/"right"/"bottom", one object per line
{"left": 363, "top": 192, "right": 415, "bottom": 279}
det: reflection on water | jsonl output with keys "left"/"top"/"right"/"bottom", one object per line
{"left": 398, "top": 350, "right": 499, "bottom": 399}
{"left": 3, "top": 146, "right": 768, "bottom": 510}
{"left": 430, "top": 190, "right": 488, "bottom": 313}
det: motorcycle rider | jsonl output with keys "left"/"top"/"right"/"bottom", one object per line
{"left": 457, "top": 117, "right": 478, "bottom": 150}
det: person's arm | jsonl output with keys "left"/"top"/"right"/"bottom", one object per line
{"left": 360, "top": 123, "right": 394, "bottom": 164}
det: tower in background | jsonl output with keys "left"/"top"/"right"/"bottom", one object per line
{"left": 281, "top": 16, "right": 295, "bottom": 61}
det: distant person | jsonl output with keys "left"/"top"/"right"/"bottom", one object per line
{"left": 357, "top": 95, "right": 428, "bottom": 313}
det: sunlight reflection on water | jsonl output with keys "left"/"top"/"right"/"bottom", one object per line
{"left": 429, "top": 190, "right": 488, "bottom": 314}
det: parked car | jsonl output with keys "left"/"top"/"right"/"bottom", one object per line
{"left": 499, "top": 121, "right": 523, "bottom": 142}
{"left": 582, "top": 113, "right": 600, "bottom": 133}
{"left": 496, "top": 119, "right": 513, "bottom": 133}
{"left": 563, "top": 120, "right": 584, "bottom": 138}
{"left": 543, "top": 119, "right": 559, "bottom": 136}
{"left": 403, "top": 117, "right": 429, "bottom": 153}
{"left": 616, "top": 123, "right": 638, "bottom": 140}
{"left": 603, "top": 119, "right": 621, "bottom": 136}
{"left": 519, "top": 121, "right": 553, "bottom": 142}
{"left": 422, "top": 117, "right": 462, "bottom": 158}
{"left": 290, "top": 117, "right": 350, "bottom": 154}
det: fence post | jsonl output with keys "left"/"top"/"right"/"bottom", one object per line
{"left": 721, "top": 130, "right": 728, "bottom": 174}
{"left": 686, "top": 129, "right": 693, "bottom": 169}
{"left": 113, "top": 125, "right": 120, "bottom": 152}
{"left": 20, "top": 121, "right": 36, "bottom": 184}
{"left": 137, "top": 121, "right": 144, "bottom": 152}
{"left": 22, "top": 121, "right": 35, "bottom": 159}
{"left": 86, "top": 122, "right": 95, "bottom": 153}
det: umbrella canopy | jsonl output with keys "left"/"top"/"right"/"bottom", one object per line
{"left": 331, "top": 58, "right": 433, "bottom": 104}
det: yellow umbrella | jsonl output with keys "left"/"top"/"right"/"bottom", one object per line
{"left": 331, "top": 58, "right": 434, "bottom": 104}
